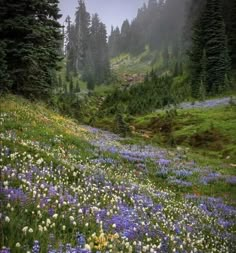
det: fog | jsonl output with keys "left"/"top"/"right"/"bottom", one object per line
{"left": 59, "top": 0, "right": 148, "bottom": 33}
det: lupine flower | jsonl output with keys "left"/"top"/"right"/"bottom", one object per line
{"left": 32, "top": 240, "right": 40, "bottom": 253}
{"left": 76, "top": 233, "right": 86, "bottom": 248}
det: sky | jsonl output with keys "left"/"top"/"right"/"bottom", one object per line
{"left": 59, "top": 0, "right": 148, "bottom": 34}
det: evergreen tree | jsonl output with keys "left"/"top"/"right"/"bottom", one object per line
{"left": 0, "top": 41, "right": 11, "bottom": 92}
{"left": 108, "top": 26, "right": 121, "bottom": 57}
{"left": 204, "top": 0, "right": 229, "bottom": 93}
{"left": 0, "top": 0, "right": 62, "bottom": 98}
{"left": 189, "top": 14, "right": 205, "bottom": 98}
{"left": 227, "top": 0, "right": 236, "bottom": 69}
{"left": 87, "top": 78, "right": 95, "bottom": 90}
{"left": 65, "top": 15, "right": 75, "bottom": 78}
{"left": 66, "top": 24, "right": 78, "bottom": 77}
{"left": 75, "top": 0, "right": 90, "bottom": 73}
{"left": 189, "top": 0, "right": 230, "bottom": 96}
{"left": 199, "top": 80, "right": 206, "bottom": 101}
{"left": 58, "top": 75, "right": 63, "bottom": 87}
{"left": 200, "top": 49, "right": 207, "bottom": 91}
{"left": 120, "top": 20, "right": 131, "bottom": 52}
{"left": 108, "top": 0, "right": 186, "bottom": 57}
{"left": 69, "top": 77, "right": 74, "bottom": 94}
{"left": 85, "top": 14, "right": 110, "bottom": 85}
{"left": 115, "top": 112, "right": 129, "bottom": 137}
{"left": 65, "top": 2, "right": 110, "bottom": 88}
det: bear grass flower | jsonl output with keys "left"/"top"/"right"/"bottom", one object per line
{"left": 1, "top": 115, "right": 236, "bottom": 252}
{"left": 4, "top": 216, "right": 10, "bottom": 223}
{"left": 15, "top": 243, "right": 21, "bottom": 248}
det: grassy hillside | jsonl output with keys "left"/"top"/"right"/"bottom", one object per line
{"left": 131, "top": 102, "right": 236, "bottom": 162}
{"left": 91, "top": 97, "right": 236, "bottom": 163}
{"left": 111, "top": 47, "right": 169, "bottom": 82}
{"left": 0, "top": 95, "right": 236, "bottom": 252}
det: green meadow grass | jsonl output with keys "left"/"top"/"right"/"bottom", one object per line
{"left": 1, "top": 95, "right": 235, "bottom": 205}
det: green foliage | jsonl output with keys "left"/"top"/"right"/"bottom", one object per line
{"left": 51, "top": 92, "right": 81, "bottom": 119}
{"left": 189, "top": 0, "right": 231, "bottom": 97}
{"left": 198, "top": 80, "right": 206, "bottom": 101}
{"left": 100, "top": 74, "right": 177, "bottom": 116}
{"left": 0, "top": 41, "right": 11, "bottom": 92}
{"left": 65, "top": 2, "right": 110, "bottom": 87}
{"left": 0, "top": 0, "right": 62, "bottom": 99}
{"left": 69, "top": 77, "right": 74, "bottom": 94}
{"left": 58, "top": 75, "right": 63, "bottom": 88}
{"left": 87, "top": 78, "right": 95, "bottom": 91}
{"left": 115, "top": 112, "right": 129, "bottom": 137}
{"left": 84, "top": 14, "right": 110, "bottom": 85}
{"left": 76, "top": 80, "right": 81, "bottom": 93}
{"left": 224, "top": 0, "right": 236, "bottom": 69}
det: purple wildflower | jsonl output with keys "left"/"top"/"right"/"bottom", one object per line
{"left": 32, "top": 240, "right": 40, "bottom": 253}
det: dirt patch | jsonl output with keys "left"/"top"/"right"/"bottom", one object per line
{"left": 189, "top": 128, "right": 227, "bottom": 151}
{"left": 147, "top": 117, "right": 174, "bottom": 134}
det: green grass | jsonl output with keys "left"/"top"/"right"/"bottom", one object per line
{"left": 57, "top": 60, "right": 88, "bottom": 92}
{"left": 1, "top": 94, "right": 236, "bottom": 252}
{"left": 0, "top": 95, "right": 94, "bottom": 163}
{"left": 131, "top": 105, "right": 236, "bottom": 164}
{"left": 111, "top": 47, "right": 160, "bottom": 76}
{"left": 91, "top": 102, "right": 236, "bottom": 166}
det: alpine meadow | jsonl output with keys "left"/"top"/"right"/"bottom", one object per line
{"left": 0, "top": 0, "right": 236, "bottom": 253}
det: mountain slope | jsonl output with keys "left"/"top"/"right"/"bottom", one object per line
{"left": 0, "top": 95, "right": 235, "bottom": 252}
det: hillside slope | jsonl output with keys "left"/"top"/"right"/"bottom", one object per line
{"left": 0, "top": 95, "right": 235, "bottom": 252}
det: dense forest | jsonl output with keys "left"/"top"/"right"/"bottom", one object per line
{"left": 97, "top": 0, "right": 236, "bottom": 118}
{"left": 0, "top": 0, "right": 235, "bottom": 109}
{"left": 0, "top": 0, "right": 62, "bottom": 98}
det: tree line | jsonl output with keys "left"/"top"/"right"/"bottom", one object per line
{"left": 108, "top": 0, "right": 236, "bottom": 98}
{"left": 65, "top": 0, "right": 110, "bottom": 90}
{"left": 108, "top": 0, "right": 186, "bottom": 57}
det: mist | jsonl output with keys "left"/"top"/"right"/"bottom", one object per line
{"left": 59, "top": 0, "right": 148, "bottom": 33}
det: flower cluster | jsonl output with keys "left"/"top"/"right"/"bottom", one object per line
{"left": 0, "top": 100, "right": 235, "bottom": 253}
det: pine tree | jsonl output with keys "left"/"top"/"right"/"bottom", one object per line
{"left": 85, "top": 14, "right": 110, "bottom": 85}
{"left": 115, "top": 112, "right": 129, "bottom": 137}
{"left": 189, "top": 0, "right": 230, "bottom": 96}
{"left": 227, "top": 0, "right": 236, "bottom": 69}
{"left": 199, "top": 80, "right": 206, "bottom": 101}
{"left": 0, "top": 41, "right": 11, "bottom": 92}
{"left": 189, "top": 13, "right": 205, "bottom": 98}
{"left": 108, "top": 27, "right": 121, "bottom": 57}
{"left": 204, "top": 0, "right": 229, "bottom": 94}
{"left": 69, "top": 77, "right": 74, "bottom": 94}
{"left": 0, "top": 0, "right": 62, "bottom": 98}
{"left": 120, "top": 20, "right": 130, "bottom": 52}
{"left": 65, "top": 15, "right": 76, "bottom": 78}
{"left": 87, "top": 78, "right": 95, "bottom": 90}
{"left": 75, "top": 0, "right": 90, "bottom": 73}
{"left": 200, "top": 49, "right": 207, "bottom": 91}
{"left": 58, "top": 75, "right": 63, "bottom": 87}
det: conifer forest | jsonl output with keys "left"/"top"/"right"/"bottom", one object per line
{"left": 0, "top": 0, "right": 236, "bottom": 252}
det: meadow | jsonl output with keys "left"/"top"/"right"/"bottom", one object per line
{"left": 0, "top": 95, "right": 235, "bottom": 253}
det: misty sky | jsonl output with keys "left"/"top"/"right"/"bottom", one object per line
{"left": 59, "top": 0, "right": 148, "bottom": 34}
